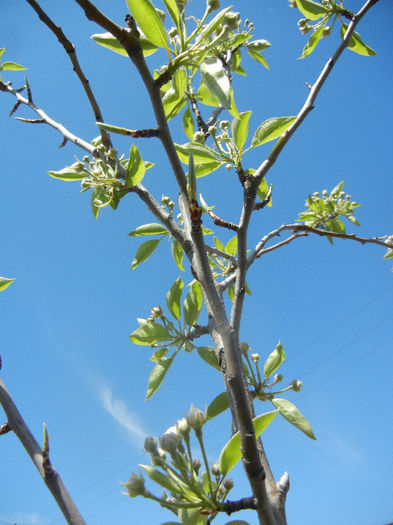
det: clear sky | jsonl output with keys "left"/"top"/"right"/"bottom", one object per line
{"left": 1, "top": 1, "right": 392, "bottom": 524}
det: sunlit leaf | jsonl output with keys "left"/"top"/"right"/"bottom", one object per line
{"left": 166, "top": 277, "right": 184, "bottom": 321}
{"left": 126, "top": 144, "right": 146, "bottom": 187}
{"left": 295, "top": 0, "right": 328, "bottom": 20}
{"left": 341, "top": 24, "right": 376, "bottom": 56}
{"left": 182, "top": 107, "right": 195, "bottom": 141}
{"left": 195, "top": 83, "right": 219, "bottom": 107}
{"left": 48, "top": 167, "right": 86, "bottom": 181}
{"left": 145, "top": 355, "right": 176, "bottom": 399}
{"left": 140, "top": 463, "right": 183, "bottom": 492}
{"left": 272, "top": 398, "right": 316, "bottom": 439}
{"left": 163, "top": 0, "right": 181, "bottom": 29}
{"left": 232, "top": 111, "right": 252, "bottom": 152}
{"left": 219, "top": 411, "right": 278, "bottom": 475}
{"left": 0, "top": 61, "right": 27, "bottom": 72}
{"left": 200, "top": 56, "right": 231, "bottom": 109}
{"left": 126, "top": 0, "right": 169, "bottom": 49}
{"left": 225, "top": 235, "right": 238, "bottom": 256}
{"left": 183, "top": 281, "right": 203, "bottom": 327}
{"left": 91, "top": 32, "right": 158, "bottom": 57}
{"left": 247, "top": 39, "right": 271, "bottom": 52}
{"left": 251, "top": 116, "right": 296, "bottom": 148}
{"left": 197, "top": 346, "right": 220, "bottom": 371}
{"left": 128, "top": 223, "right": 169, "bottom": 236}
{"left": 196, "top": 7, "right": 232, "bottom": 42}
{"left": 175, "top": 142, "right": 219, "bottom": 165}
{"left": 247, "top": 48, "right": 269, "bottom": 69}
{"left": 172, "top": 240, "right": 185, "bottom": 271}
{"left": 299, "top": 25, "right": 325, "bottom": 59}
{"left": 130, "top": 239, "right": 160, "bottom": 270}
{"left": 0, "top": 277, "right": 14, "bottom": 292}
{"left": 207, "top": 392, "right": 229, "bottom": 419}
{"left": 130, "top": 318, "right": 171, "bottom": 345}
{"left": 264, "top": 341, "right": 285, "bottom": 379}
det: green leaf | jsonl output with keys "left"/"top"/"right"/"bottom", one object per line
{"left": 0, "top": 277, "right": 14, "bottom": 292}
{"left": 300, "top": 25, "right": 325, "bottom": 59}
{"left": 145, "top": 355, "right": 175, "bottom": 399}
{"left": 130, "top": 239, "right": 160, "bottom": 270}
{"left": 384, "top": 248, "right": 393, "bottom": 260}
{"left": 197, "top": 346, "right": 220, "bottom": 371}
{"left": 172, "top": 240, "right": 185, "bottom": 271}
{"left": 183, "top": 281, "right": 203, "bottom": 327}
{"left": 91, "top": 32, "right": 158, "bottom": 57}
{"left": 224, "top": 521, "right": 251, "bottom": 525}
{"left": 126, "top": 0, "right": 169, "bottom": 49}
{"left": 48, "top": 167, "right": 86, "bottom": 181}
{"left": 187, "top": 152, "right": 197, "bottom": 201}
{"left": 227, "top": 285, "right": 235, "bottom": 302}
{"left": 150, "top": 347, "right": 170, "bottom": 361}
{"left": 91, "top": 187, "right": 112, "bottom": 218}
{"left": 140, "top": 463, "right": 181, "bottom": 492}
{"left": 194, "top": 161, "right": 223, "bottom": 178}
{"left": 228, "top": 87, "right": 240, "bottom": 119}
{"left": 219, "top": 411, "right": 278, "bottom": 475}
{"left": 264, "top": 341, "right": 285, "bottom": 379}
{"left": 196, "top": 6, "right": 232, "bottom": 42}
{"left": 232, "top": 111, "right": 252, "bottom": 152}
{"left": 247, "top": 39, "right": 271, "bottom": 52}
{"left": 128, "top": 223, "right": 169, "bottom": 236}
{"left": 200, "top": 56, "right": 231, "bottom": 109}
{"left": 340, "top": 24, "right": 376, "bottom": 56}
{"left": 196, "top": 83, "right": 219, "bottom": 107}
{"left": 175, "top": 142, "right": 219, "bottom": 165}
{"left": 295, "top": 0, "right": 328, "bottom": 20}
{"left": 272, "top": 398, "right": 316, "bottom": 439}
{"left": 257, "top": 178, "right": 270, "bottom": 204}
{"left": 182, "top": 108, "right": 195, "bottom": 141}
{"left": 246, "top": 48, "right": 269, "bottom": 69}
{"left": 0, "top": 61, "right": 27, "bottom": 72}
{"left": 207, "top": 392, "right": 229, "bottom": 419}
{"left": 251, "top": 116, "right": 296, "bottom": 148}
{"left": 163, "top": 0, "right": 181, "bottom": 29}
{"left": 0, "top": 48, "right": 5, "bottom": 59}
{"left": 130, "top": 318, "right": 171, "bottom": 345}
{"left": 166, "top": 277, "right": 184, "bottom": 321}
{"left": 225, "top": 235, "right": 238, "bottom": 256}
{"left": 126, "top": 144, "right": 146, "bottom": 187}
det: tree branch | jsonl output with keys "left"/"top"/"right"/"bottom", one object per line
{"left": 25, "top": 0, "right": 112, "bottom": 149}
{"left": 0, "top": 376, "right": 86, "bottom": 525}
{"left": 0, "top": 80, "right": 95, "bottom": 154}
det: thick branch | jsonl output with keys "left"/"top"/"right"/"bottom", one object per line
{"left": 25, "top": 0, "right": 112, "bottom": 149}
{"left": 0, "top": 377, "right": 86, "bottom": 525}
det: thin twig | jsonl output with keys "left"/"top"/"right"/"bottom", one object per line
{"left": 0, "top": 80, "right": 95, "bottom": 155}
{"left": 26, "top": 0, "right": 112, "bottom": 149}
{"left": 206, "top": 208, "right": 239, "bottom": 232}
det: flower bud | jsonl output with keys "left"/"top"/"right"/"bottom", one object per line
{"left": 219, "top": 120, "right": 230, "bottom": 131}
{"left": 223, "top": 11, "right": 240, "bottom": 30}
{"left": 184, "top": 341, "right": 194, "bottom": 353}
{"left": 186, "top": 405, "right": 207, "bottom": 430}
{"left": 176, "top": 417, "right": 191, "bottom": 438}
{"left": 322, "top": 26, "right": 332, "bottom": 38}
{"left": 273, "top": 373, "right": 283, "bottom": 384}
{"left": 290, "top": 379, "right": 303, "bottom": 392}
{"left": 122, "top": 472, "right": 146, "bottom": 497}
{"left": 151, "top": 306, "right": 163, "bottom": 319}
{"left": 144, "top": 436, "right": 158, "bottom": 455}
{"left": 207, "top": 0, "right": 220, "bottom": 12}
{"left": 193, "top": 131, "right": 205, "bottom": 144}
{"left": 193, "top": 459, "right": 201, "bottom": 472}
{"left": 223, "top": 477, "right": 234, "bottom": 490}
{"left": 211, "top": 462, "right": 221, "bottom": 476}
{"left": 251, "top": 353, "right": 260, "bottom": 364}
{"left": 239, "top": 342, "right": 250, "bottom": 354}
{"left": 322, "top": 189, "right": 328, "bottom": 197}
{"left": 159, "top": 426, "right": 180, "bottom": 454}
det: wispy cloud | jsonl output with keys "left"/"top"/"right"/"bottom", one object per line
{"left": 97, "top": 383, "right": 148, "bottom": 447}
{"left": 0, "top": 513, "right": 45, "bottom": 525}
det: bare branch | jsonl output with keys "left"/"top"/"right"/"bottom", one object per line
{"left": 25, "top": 0, "right": 112, "bottom": 148}
{"left": 0, "top": 377, "right": 86, "bottom": 525}
{"left": 0, "top": 80, "right": 95, "bottom": 155}
{"left": 206, "top": 207, "right": 239, "bottom": 232}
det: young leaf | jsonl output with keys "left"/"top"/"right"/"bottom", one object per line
{"left": 128, "top": 223, "right": 169, "bottom": 236}
{"left": 130, "top": 318, "right": 171, "bottom": 345}
{"left": 219, "top": 411, "right": 278, "bottom": 475}
{"left": 200, "top": 56, "right": 231, "bottom": 109}
{"left": 196, "top": 83, "right": 219, "bottom": 107}
{"left": 166, "top": 277, "right": 184, "bottom": 321}
{"left": 227, "top": 285, "right": 235, "bottom": 302}
{"left": 207, "top": 392, "right": 229, "bottom": 420}
{"left": 48, "top": 167, "right": 86, "bottom": 181}
{"left": 341, "top": 24, "right": 376, "bottom": 56}
{"left": 0, "top": 277, "right": 14, "bottom": 292}
{"left": 130, "top": 239, "right": 161, "bottom": 270}
{"left": 126, "top": 0, "right": 169, "bottom": 49}
{"left": 145, "top": 355, "right": 175, "bottom": 399}
{"left": 91, "top": 187, "right": 112, "bottom": 218}
{"left": 232, "top": 111, "right": 252, "bottom": 152}
{"left": 272, "top": 398, "right": 316, "bottom": 439}
{"left": 246, "top": 48, "right": 269, "bottom": 69}
{"left": 251, "top": 116, "right": 296, "bottom": 148}
{"left": 163, "top": 0, "right": 181, "bottom": 29}
{"left": 0, "top": 61, "right": 27, "bottom": 72}
{"left": 140, "top": 463, "right": 181, "bottom": 492}
{"left": 172, "top": 240, "right": 185, "bottom": 271}
{"left": 197, "top": 346, "right": 220, "bottom": 371}
{"left": 295, "top": 0, "right": 328, "bottom": 20}
{"left": 225, "top": 235, "right": 238, "bottom": 256}
{"left": 264, "top": 341, "right": 285, "bottom": 379}
{"left": 91, "top": 32, "right": 158, "bottom": 57}
{"left": 175, "top": 143, "right": 219, "bottom": 165}
{"left": 182, "top": 108, "right": 195, "bottom": 141}
{"left": 300, "top": 25, "right": 326, "bottom": 59}
{"left": 126, "top": 144, "right": 146, "bottom": 187}
{"left": 183, "top": 281, "right": 203, "bottom": 327}
{"left": 247, "top": 39, "right": 271, "bottom": 52}
{"left": 196, "top": 6, "right": 232, "bottom": 42}
{"left": 194, "top": 161, "right": 223, "bottom": 178}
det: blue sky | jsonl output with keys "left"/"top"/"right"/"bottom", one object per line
{"left": 1, "top": 1, "right": 392, "bottom": 524}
